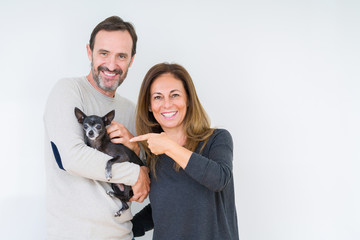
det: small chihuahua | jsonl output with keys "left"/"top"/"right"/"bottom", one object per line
{"left": 74, "top": 107, "right": 144, "bottom": 217}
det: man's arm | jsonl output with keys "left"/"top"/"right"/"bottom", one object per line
{"left": 44, "top": 78, "right": 139, "bottom": 185}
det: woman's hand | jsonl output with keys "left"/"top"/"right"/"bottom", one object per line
{"left": 130, "top": 132, "right": 174, "bottom": 155}
{"left": 131, "top": 133, "right": 192, "bottom": 169}
{"left": 107, "top": 121, "right": 140, "bottom": 156}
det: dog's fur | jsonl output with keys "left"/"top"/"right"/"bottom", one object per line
{"left": 74, "top": 107, "right": 144, "bottom": 217}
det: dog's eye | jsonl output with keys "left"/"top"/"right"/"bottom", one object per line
{"left": 95, "top": 124, "right": 102, "bottom": 130}
{"left": 84, "top": 125, "right": 88, "bottom": 130}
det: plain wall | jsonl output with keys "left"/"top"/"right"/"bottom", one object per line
{"left": 0, "top": 0, "right": 359, "bottom": 239}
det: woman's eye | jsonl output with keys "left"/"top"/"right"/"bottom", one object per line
{"left": 154, "top": 96, "right": 162, "bottom": 100}
{"left": 171, "top": 94, "right": 179, "bottom": 98}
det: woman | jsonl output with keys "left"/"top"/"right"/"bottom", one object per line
{"left": 130, "top": 63, "right": 239, "bottom": 240}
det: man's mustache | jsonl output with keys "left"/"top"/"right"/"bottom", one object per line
{"left": 98, "top": 65, "right": 123, "bottom": 75}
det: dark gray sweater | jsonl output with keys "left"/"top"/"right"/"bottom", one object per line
{"left": 132, "top": 129, "right": 239, "bottom": 240}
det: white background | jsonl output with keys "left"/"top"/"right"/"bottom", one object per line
{"left": 0, "top": 0, "right": 359, "bottom": 239}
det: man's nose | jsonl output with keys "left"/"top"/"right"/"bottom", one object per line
{"left": 106, "top": 56, "right": 117, "bottom": 71}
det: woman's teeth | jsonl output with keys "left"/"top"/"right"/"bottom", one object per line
{"left": 162, "top": 112, "right": 177, "bottom": 118}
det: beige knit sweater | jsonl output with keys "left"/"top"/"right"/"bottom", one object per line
{"left": 44, "top": 77, "right": 140, "bottom": 240}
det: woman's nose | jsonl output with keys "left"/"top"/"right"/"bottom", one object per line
{"left": 164, "top": 98, "right": 172, "bottom": 108}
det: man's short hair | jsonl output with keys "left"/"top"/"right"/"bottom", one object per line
{"left": 89, "top": 16, "right": 137, "bottom": 57}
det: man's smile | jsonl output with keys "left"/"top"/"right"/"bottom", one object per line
{"left": 98, "top": 65, "right": 123, "bottom": 79}
{"left": 103, "top": 71, "right": 117, "bottom": 78}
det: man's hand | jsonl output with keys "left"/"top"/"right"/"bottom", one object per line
{"left": 130, "top": 166, "right": 150, "bottom": 203}
{"left": 107, "top": 121, "right": 140, "bottom": 156}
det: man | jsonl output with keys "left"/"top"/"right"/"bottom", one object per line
{"left": 44, "top": 16, "right": 150, "bottom": 240}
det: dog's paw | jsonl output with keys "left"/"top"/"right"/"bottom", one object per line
{"left": 105, "top": 171, "right": 112, "bottom": 181}
{"left": 107, "top": 191, "right": 115, "bottom": 197}
{"left": 114, "top": 210, "right": 122, "bottom": 217}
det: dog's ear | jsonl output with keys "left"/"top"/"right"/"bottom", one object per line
{"left": 74, "top": 107, "right": 86, "bottom": 124}
{"left": 103, "top": 110, "right": 115, "bottom": 126}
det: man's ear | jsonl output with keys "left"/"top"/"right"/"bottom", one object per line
{"left": 86, "top": 44, "right": 93, "bottom": 62}
{"left": 103, "top": 110, "right": 115, "bottom": 126}
{"left": 128, "top": 55, "right": 135, "bottom": 68}
{"left": 74, "top": 107, "right": 86, "bottom": 124}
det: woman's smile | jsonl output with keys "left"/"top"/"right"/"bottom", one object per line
{"left": 161, "top": 111, "right": 178, "bottom": 119}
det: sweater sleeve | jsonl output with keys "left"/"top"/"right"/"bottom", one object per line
{"left": 43, "top": 78, "right": 139, "bottom": 185}
{"left": 184, "top": 129, "right": 234, "bottom": 192}
{"left": 131, "top": 204, "right": 154, "bottom": 237}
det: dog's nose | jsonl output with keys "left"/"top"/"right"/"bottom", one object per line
{"left": 89, "top": 130, "right": 94, "bottom": 137}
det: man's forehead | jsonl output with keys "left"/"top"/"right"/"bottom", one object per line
{"left": 93, "top": 30, "right": 132, "bottom": 53}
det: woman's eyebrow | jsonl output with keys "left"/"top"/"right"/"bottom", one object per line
{"left": 170, "top": 89, "right": 181, "bottom": 93}
{"left": 151, "top": 89, "right": 182, "bottom": 95}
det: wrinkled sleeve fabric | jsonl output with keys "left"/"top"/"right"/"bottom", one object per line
{"left": 43, "top": 78, "right": 139, "bottom": 185}
{"left": 184, "top": 129, "right": 233, "bottom": 192}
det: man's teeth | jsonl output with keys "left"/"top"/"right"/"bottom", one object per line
{"left": 162, "top": 112, "right": 176, "bottom": 117}
{"left": 104, "top": 71, "right": 116, "bottom": 77}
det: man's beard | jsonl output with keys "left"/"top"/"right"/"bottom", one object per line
{"left": 91, "top": 63, "right": 128, "bottom": 92}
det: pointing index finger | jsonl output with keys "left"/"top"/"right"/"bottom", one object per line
{"left": 130, "top": 134, "right": 151, "bottom": 142}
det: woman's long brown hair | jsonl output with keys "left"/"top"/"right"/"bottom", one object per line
{"left": 135, "top": 63, "right": 214, "bottom": 176}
